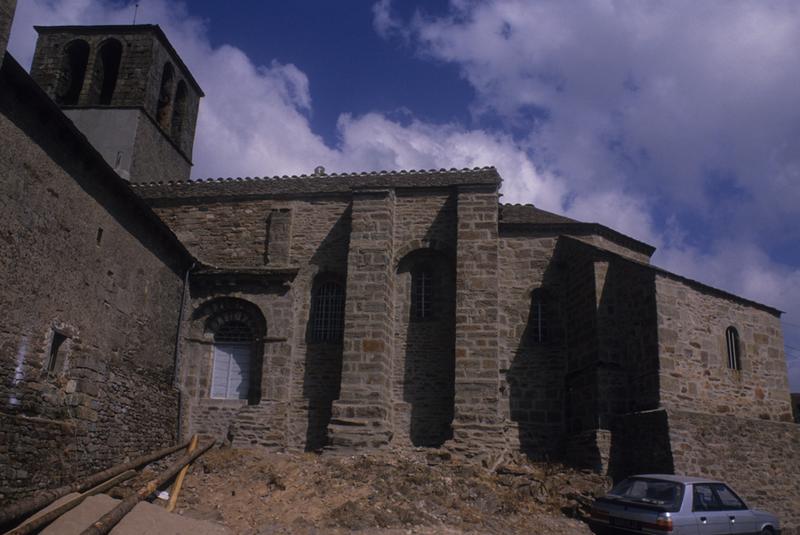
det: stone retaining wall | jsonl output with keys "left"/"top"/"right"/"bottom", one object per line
{"left": 668, "top": 409, "right": 800, "bottom": 533}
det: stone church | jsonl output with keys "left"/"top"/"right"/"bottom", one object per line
{"left": 1, "top": 4, "right": 799, "bottom": 527}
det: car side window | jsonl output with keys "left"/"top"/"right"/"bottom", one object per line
{"left": 712, "top": 484, "right": 746, "bottom": 510}
{"left": 693, "top": 484, "right": 722, "bottom": 511}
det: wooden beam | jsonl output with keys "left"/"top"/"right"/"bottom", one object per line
{"left": 165, "top": 434, "right": 198, "bottom": 512}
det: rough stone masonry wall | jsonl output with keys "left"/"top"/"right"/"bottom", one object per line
{"left": 0, "top": 64, "right": 185, "bottom": 500}
{"left": 497, "top": 230, "right": 565, "bottom": 459}
{"left": 153, "top": 197, "right": 287, "bottom": 267}
{"left": 593, "top": 257, "right": 661, "bottom": 424}
{"left": 287, "top": 199, "right": 350, "bottom": 449}
{"left": 329, "top": 189, "right": 396, "bottom": 449}
{"left": 667, "top": 409, "right": 800, "bottom": 532}
{"left": 559, "top": 241, "right": 600, "bottom": 436}
{"left": 0, "top": 0, "right": 15, "bottom": 59}
{"left": 450, "top": 186, "right": 504, "bottom": 456}
{"left": 393, "top": 253, "right": 455, "bottom": 448}
{"left": 156, "top": 196, "right": 351, "bottom": 450}
{"left": 655, "top": 273, "right": 792, "bottom": 421}
{"left": 180, "top": 284, "right": 290, "bottom": 448}
{"left": 128, "top": 110, "right": 191, "bottom": 183}
{"left": 391, "top": 191, "right": 457, "bottom": 448}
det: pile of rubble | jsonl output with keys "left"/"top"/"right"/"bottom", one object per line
{"left": 170, "top": 447, "right": 610, "bottom": 534}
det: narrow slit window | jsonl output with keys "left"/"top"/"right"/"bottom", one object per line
{"left": 530, "top": 289, "right": 548, "bottom": 343}
{"left": 726, "top": 326, "right": 741, "bottom": 370}
{"left": 47, "top": 331, "right": 68, "bottom": 373}
{"left": 411, "top": 267, "right": 434, "bottom": 321}
{"left": 310, "top": 280, "right": 345, "bottom": 343}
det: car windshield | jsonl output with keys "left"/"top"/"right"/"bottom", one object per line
{"left": 607, "top": 478, "right": 684, "bottom": 511}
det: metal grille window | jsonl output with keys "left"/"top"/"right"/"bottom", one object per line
{"left": 310, "top": 280, "right": 345, "bottom": 343}
{"left": 726, "top": 326, "right": 741, "bottom": 370}
{"left": 211, "top": 321, "right": 253, "bottom": 399}
{"left": 530, "top": 289, "right": 548, "bottom": 343}
{"left": 411, "top": 268, "right": 434, "bottom": 320}
{"left": 215, "top": 321, "right": 253, "bottom": 343}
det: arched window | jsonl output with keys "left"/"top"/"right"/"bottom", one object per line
{"left": 529, "top": 288, "right": 549, "bottom": 343}
{"left": 411, "top": 266, "right": 435, "bottom": 321}
{"left": 171, "top": 80, "right": 187, "bottom": 141}
{"left": 211, "top": 320, "right": 254, "bottom": 399}
{"left": 94, "top": 39, "right": 122, "bottom": 105}
{"left": 55, "top": 40, "right": 90, "bottom": 105}
{"left": 726, "top": 326, "right": 741, "bottom": 370}
{"left": 309, "top": 278, "right": 345, "bottom": 343}
{"left": 156, "top": 63, "right": 175, "bottom": 129}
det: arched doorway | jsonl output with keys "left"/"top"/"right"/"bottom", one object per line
{"left": 196, "top": 298, "right": 266, "bottom": 405}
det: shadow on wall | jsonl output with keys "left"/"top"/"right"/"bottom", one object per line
{"left": 608, "top": 409, "right": 675, "bottom": 482}
{"left": 507, "top": 249, "right": 566, "bottom": 460}
{"left": 398, "top": 248, "right": 456, "bottom": 447}
{"left": 506, "top": 237, "right": 663, "bottom": 467}
{"left": 598, "top": 255, "right": 663, "bottom": 478}
{"left": 302, "top": 287, "right": 345, "bottom": 451}
{"left": 303, "top": 209, "right": 351, "bottom": 451}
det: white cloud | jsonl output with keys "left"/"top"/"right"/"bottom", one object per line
{"left": 401, "top": 0, "right": 800, "bottom": 242}
{"left": 336, "top": 112, "right": 566, "bottom": 209}
{"left": 372, "top": 0, "right": 409, "bottom": 42}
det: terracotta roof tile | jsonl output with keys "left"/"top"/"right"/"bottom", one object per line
{"left": 133, "top": 167, "right": 501, "bottom": 199}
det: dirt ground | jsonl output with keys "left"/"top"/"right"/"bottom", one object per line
{"left": 128, "top": 447, "right": 611, "bottom": 535}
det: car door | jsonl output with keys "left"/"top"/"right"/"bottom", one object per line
{"left": 710, "top": 483, "right": 757, "bottom": 535}
{"left": 692, "top": 484, "right": 734, "bottom": 535}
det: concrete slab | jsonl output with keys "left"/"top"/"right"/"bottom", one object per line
{"left": 35, "top": 494, "right": 231, "bottom": 535}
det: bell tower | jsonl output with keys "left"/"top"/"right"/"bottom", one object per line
{"left": 30, "top": 25, "right": 203, "bottom": 182}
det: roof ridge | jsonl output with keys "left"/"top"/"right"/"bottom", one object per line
{"left": 131, "top": 166, "right": 496, "bottom": 188}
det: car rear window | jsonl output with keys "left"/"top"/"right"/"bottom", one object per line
{"left": 607, "top": 478, "right": 684, "bottom": 512}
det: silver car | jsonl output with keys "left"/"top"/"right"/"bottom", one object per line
{"left": 589, "top": 474, "right": 781, "bottom": 534}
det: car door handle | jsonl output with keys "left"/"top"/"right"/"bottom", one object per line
{"left": 700, "top": 517, "right": 707, "bottom": 524}
{"left": 729, "top": 516, "right": 736, "bottom": 523}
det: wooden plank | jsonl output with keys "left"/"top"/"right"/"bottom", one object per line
{"left": 80, "top": 440, "right": 214, "bottom": 535}
{"left": 165, "top": 434, "right": 198, "bottom": 512}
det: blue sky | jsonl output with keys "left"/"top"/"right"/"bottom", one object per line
{"left": 7, "top": 0, "right": 800, "bottom": 390}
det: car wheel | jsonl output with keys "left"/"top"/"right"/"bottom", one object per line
{"left": 760, "top": 528, "right": 774, "bottom": 535}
